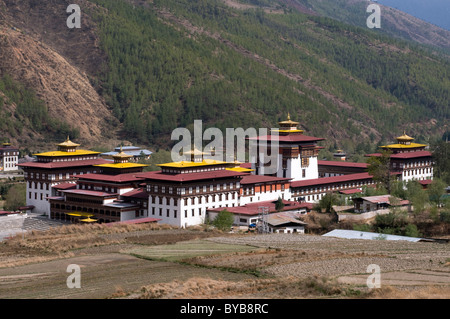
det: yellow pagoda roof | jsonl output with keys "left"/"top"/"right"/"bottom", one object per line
{"left": 278, "top": 113, "right": 299, "bottom": 126}
{"left": 226, "top": 167, "right": 254, "bottom": 173}
{"left": 396, "top": 132, "right": 414, "bottom": 141}
{"left": 94, "top": 162, "right": 148, "bottom": 169}
{"left": 113, "top": 147, "right": 133, "bottom": 159}
{"left": 57, "top": 136, "right": 80, "bottom": 148}
{"left": 381, "top": 143, "right": 427, "bottom": 149}
{"left": 272, "top": 129, "right": 304, "bottom": 133}
{"left": 158, "top": 159, "right": 228, "bottom": 168}
{"left": 34, "top": 150, "right": 101, "bottom": 157}
{"left": 184, "top": 146, "right": 207, "bottom": 155}
{"left": 381, "top": 132, "right": 427, "bottom": 149}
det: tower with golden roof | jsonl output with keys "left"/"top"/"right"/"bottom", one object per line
{"left": 381, "top": 132, "right": 427, "bottom": 153}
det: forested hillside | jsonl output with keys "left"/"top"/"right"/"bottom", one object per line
{"left": 0, "top": 0, "right": 449, "bottom": 157}
{"left": 277, "top": 0, "right": 450, "bottom": 52}
{"left": 0, "top": 75, "right": 79, "bottom": 144}
{"left": 88, "top": 0, "right": 449, "bottom": 152}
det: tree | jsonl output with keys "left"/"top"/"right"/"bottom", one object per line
{"left": 3, "top": 183, "right": 26, "bottom": 211}
{"left": 367, "top": 150, "right": 392, "bottom": 194}
{"left": 212, "top": 210, "right": 234, "bottom": 231}
{"left": 405, "top": 180, "right": 428, "bottom": 216}
{"left": 430, "top": 139, "right": 450, "bottom": 184}
{"left": 275, "top": 197, "right": 284, "bottom": 211}
{"left": 427, "top": 178, "right": 446, "bottom": 206}
{"left": 314, "top": 192, "right": 341, "bottom": 215}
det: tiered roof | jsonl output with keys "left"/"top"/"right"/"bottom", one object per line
{"left": 381, "top": 132, "right": 427, "bottom": 151}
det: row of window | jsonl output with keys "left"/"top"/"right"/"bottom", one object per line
{"left": 162, "top": 166, "right": 225, "bottom": 174}
{"left": 147, "top": 182, "right": 240, "bottom": 195}
{"left": 292, "top": 180, "right": 374, "bottom": 195}
{"left": 51, "top": 205, "right": 120, "bottom": 217}
{"left": 394, "top": 160, "right": 431, "bottom": 168}
{"left": 242, "top": 183, "right": 285, "bottom": 196}
{"left": 150, "top": 193, "right": 237, "bottom": 205}
{"left": 26, "top": 170, "right": 98, "bottom": 180}
{"left": 403, "top": 168, "right": 432, "bottom": 176}
{"left": 79, "top": 183, "right": 118, "bottom": 193}
{"left": 0, "top": 152, "right": 18, "bottom": 156}
{"left": 1, "top": 162, "right": 17, "bottom": 169}
{"left": 1, "top": 156, "right": 17, "bottom": 162}
{"left": 28, "top": 181, "right": 50, "bottom": 190}
{"left": 29, "top": 191, "right": 46, "bottom": 201}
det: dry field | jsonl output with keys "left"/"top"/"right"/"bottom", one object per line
{"left": 0, "top": 223, "right": 449, "bottom": 299}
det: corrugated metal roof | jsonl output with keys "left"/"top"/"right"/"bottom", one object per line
{"left": 323, "top": 229, "right": 423, "bottom": 242}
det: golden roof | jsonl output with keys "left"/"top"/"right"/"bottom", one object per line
{"left": 278, "top": 113, "right": 299, "bottom": 126}
{"left": 113, "top": 146, "right": 133, "bottom": 159}
{"left": 184, "top": 146, "right": 207, "bottom": 156}
{"left": 381, "top": 132, "right": 426, "bottom": 149}
{"left": 381, "top": 143, "right": 427, "bottom": 149}
{"left": 226, "top": 167, "right": 254, "bottom": 173}
{"left": 34, "top": 150, "right": 101, "bottom": 157}
{"left": 396, "top": 131, "right": 414, "bottom": 141}
{"left": 94, "top": 162, "right": 148, "bottom": 169}
{"left": 57, "top": 136, "right": 80, "bottom": 148}
{"left": 158, "top": 159, "right": 228, "bottom": 168}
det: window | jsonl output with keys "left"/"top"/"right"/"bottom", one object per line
{"left": 302, "top": 169, "right": 306, "bottom": 178}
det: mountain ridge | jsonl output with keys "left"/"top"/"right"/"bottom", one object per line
{"left": 0, "top": 0, "right": 448, "bottom": 157}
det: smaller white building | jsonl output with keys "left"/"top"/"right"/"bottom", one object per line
{"left": 0, "top": 143, "right": 19, "bottom": 172}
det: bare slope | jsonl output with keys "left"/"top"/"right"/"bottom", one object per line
{"left": 0, "top": 0, "right": 119, "bottom": 148}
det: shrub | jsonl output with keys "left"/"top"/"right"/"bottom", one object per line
{"left": 404, "top": 224, "right": 421, "bottom": 238}
{"left": 212, "top": 210, "right": 234, "bottom": 231}
{"left": 440, "top": 211, "right": 450, "bottom": 223}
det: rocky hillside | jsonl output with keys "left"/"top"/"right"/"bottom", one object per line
{"left": 0, "top": 0, "right": 119, "bottom": 149}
